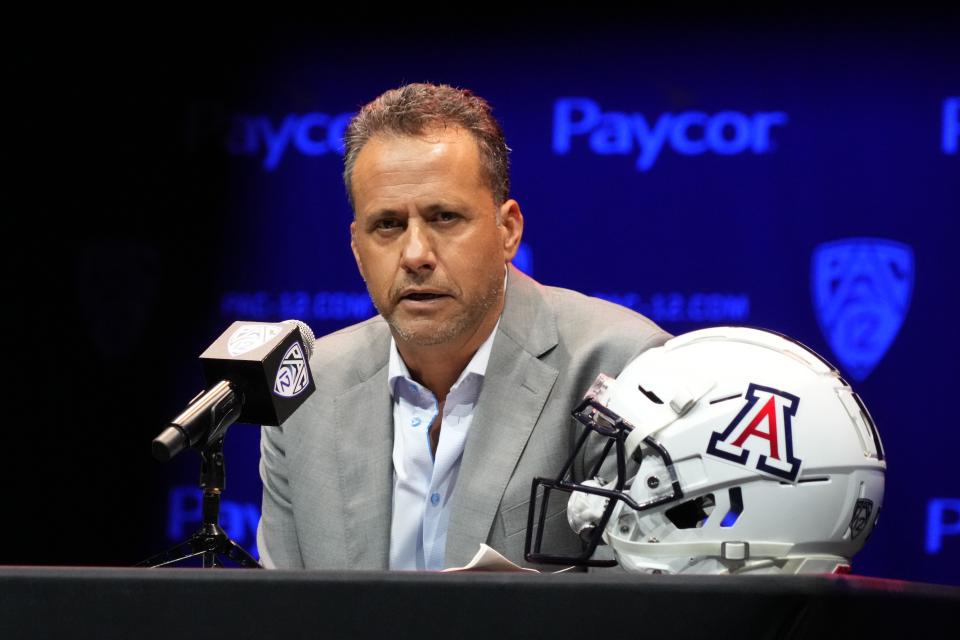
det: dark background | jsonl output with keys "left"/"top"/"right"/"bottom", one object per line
{"left": 4, "top": 10, "right": 958, "bottom": 585}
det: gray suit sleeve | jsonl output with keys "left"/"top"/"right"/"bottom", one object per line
{"left": 257, "top": 424, "right": 305, "bottom": 569}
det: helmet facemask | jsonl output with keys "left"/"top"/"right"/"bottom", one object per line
{"left": 524, "top": 374, "right": 684, "bottom": 567}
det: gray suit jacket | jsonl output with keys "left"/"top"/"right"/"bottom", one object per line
{"left": 257, "top": 266, "right": 669, "bottom": 569}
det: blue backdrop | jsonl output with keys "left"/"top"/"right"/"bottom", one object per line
{"left": 140, "top": 26, "right": 959, "bottom": 585}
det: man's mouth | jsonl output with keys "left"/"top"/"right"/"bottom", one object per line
{"left": 400, "top": 291, "right": 450, "bottom": 302}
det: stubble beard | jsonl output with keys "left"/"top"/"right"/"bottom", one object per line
{"left": 372, "top": 270, "right": 504, "bottom": 347}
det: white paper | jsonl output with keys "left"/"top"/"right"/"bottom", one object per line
{"left": 443, "top": 544, "right": 574, "bottom": 573}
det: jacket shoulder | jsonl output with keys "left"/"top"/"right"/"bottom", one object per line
{"left": 308, "top": 315, "right": 390, "bottom": 388}
{"left": 540, "top": 283, "right": 670, "bottom": 356}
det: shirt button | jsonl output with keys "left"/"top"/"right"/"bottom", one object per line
{"left": 410, "top": 416, "right": 422, "bottom": 427}
{"left": 430, "top": 492, "right": 441, "bottom": 506}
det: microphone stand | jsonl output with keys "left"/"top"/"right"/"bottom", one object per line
{"left": 138, "top": 390, "right": 262, "bottom": 569}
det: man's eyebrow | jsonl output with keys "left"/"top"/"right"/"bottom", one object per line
{"left": 367, "top": 208, "right": 404, "bottom": 218}
{"left": 359, "top": 208, "right": 406, "bottom": 222}
{"left": 361, "top": 200, "right": 470, "bottom": 220}
{"left": 421, "top": 201, "right": 468, "bottom": 213}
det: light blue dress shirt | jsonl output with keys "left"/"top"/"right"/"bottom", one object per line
{"left": 388, "top": 318, "right": 501, "bottom": 570}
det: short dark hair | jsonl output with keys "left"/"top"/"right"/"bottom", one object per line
{"left": 343, "top": 83, "right": 510, "bottom": 211}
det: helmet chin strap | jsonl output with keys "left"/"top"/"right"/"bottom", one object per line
{"left": 609, "top": 535, "right": 852, "bottom": 575}
{"left": 607, "top": 536, "right": 795, "bottom": 563}
{"left": 729, "top": 556, "right": 852, "bottom": 575}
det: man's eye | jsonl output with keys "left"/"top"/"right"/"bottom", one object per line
{"left": 437, "top": 211, "right": 460, "bottom": 223}
{"left": 375, "top": 219, "right": 402, "bottom": 231}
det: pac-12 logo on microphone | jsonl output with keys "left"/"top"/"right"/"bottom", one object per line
{"left": 706, "top": 384, "right": 802, "bottom": 482}
{"left": 811, "top": 238, "right": 914, "bottom": 381}
{"left": 274, "top": 341, "right": 310, "bottom": 397}
{"left": 228, "top": 324, "right": 282, "bottom": 356}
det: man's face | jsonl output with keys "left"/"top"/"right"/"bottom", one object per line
{"left": 350, "top": 126, "right": 522, "bottom": 347}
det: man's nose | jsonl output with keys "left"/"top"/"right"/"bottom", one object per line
{"left": 400, "top": 220, "right": 436, "bottom": 273}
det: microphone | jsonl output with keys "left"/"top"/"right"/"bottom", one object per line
{"left": 152, "top": 319, "right": 317, "bottom": 462}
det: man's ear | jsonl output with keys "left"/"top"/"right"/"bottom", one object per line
{"left": 498, "top": 199, "right": 524, "bottom": 260}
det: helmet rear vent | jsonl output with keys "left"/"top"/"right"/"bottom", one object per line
{"left": 720, "top": 487, "right": 744, "bottom": 528}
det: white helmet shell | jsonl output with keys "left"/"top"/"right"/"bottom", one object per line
{"left": 579, "top": 327, "right": 885, "bottom": 575}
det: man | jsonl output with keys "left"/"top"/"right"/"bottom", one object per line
{"left": 257, "top": 83, "right": 669, "bottom": 570}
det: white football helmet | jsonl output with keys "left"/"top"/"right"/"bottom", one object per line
{"left": 525, "top": 327, "right": 885, "bottom": 575}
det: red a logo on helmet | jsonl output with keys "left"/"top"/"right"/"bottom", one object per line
{"left": 706, "top": 383, "right": 802, "bottom": 482}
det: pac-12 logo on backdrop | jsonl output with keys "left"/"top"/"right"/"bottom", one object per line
{"left": 811, "top": 238, "right": 914, "bottom": 381}
{"left": 706, "top": 383, "right": 802, "bottom": 482}
{"left": 944, "top": 97, "right": 959, "bottom": 154}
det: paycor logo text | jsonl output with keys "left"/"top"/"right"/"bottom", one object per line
{"left": 553, "top": 97, "right": 788, "bottom": 171}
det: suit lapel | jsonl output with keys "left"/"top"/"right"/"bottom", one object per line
{"left": 444, "top": 267, "right": 559, "bottom": 567}
{"left": 334, "top": 333, "right": 393, "bottom": 569}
